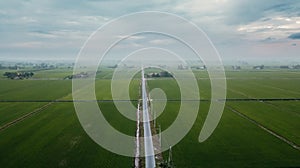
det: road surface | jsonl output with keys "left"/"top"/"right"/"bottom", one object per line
{"left": 141, "top": 68, "right": 156, "bottom": 168}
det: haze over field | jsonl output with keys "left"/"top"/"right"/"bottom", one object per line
{"left": 0, "top": 0, "right": 300, "bottom": 64}
{"left": 1, "top": 1, "right": 300, "bottom": 168}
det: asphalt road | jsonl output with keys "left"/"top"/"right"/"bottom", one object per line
{"left": 142, "top": 68, "right": 156, "bottom": 168}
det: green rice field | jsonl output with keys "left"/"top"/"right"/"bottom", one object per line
{"left": 0, "top": 69, "right": 299, "bottom": 167}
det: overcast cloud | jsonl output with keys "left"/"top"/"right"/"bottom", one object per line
{"left": 0, "top": 0, "right": 299, "bottom": 63}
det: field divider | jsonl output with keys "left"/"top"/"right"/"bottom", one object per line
{"left": 0, "top": 102, "right": 54, "bottom": 132}
{"left": 0, "top": 98, "right": 300, "bottom": 103}
{"left": 226, "top": 105, "right": 300, "bottom": 151}
{"left": 0, "top": 99, "right": 139, "bottom": 103}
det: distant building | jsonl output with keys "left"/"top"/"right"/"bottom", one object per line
{"left": 199, "top": 65, "right": 206, "bottom": 70}
{"left": 253, "top": 65, "right": 264, "bottom": 70}
{"left": 191, "top": 65, "right": 206, "bottom": 70}
{"left": 178, "top": 64, "right": 188, "bottom": 70}
{"left": 292, "top": 65, "right": 300, "bottom": 69}
{"left": 232, "top": 66, "right": 241, "bottom": 70}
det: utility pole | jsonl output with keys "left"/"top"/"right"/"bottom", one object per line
{"left": 158, "top": 124, "right": 161, "bottom": 148}
{"left": 168, "top": 146, "right": 174, "bottom": 168}
{"left": 153, "top": 106, "right": 156, "bottom": 127}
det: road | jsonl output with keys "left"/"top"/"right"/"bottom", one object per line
{"left": 141, "top": 68, "right": 156, "bottom": 168}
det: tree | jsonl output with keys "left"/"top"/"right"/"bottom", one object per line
{"left": 3, "top": 71, "right": 34, "bottom": 79}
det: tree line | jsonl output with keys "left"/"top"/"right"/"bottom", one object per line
{"left": 3, "top": 72, "right": 34, "bottom": 79}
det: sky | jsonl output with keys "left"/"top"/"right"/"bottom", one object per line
{"left": 0, "top": 0, "right": 300, "bottom": 64}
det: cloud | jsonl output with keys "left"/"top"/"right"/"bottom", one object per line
{"left": 226, "top": 0, "right": 300, "bottom": 24}
{"left": 237, "top": 15, "right": 300, "bottom": 41}
{"left": 117, "top": 35, "right": 145, "bottom": 40}
{"left": 288, "top": 32, "right": 300, "bottom": 39}
{"left": 173, "top": 0, "right": 228, "bottom": 15}
{"left": 0, "top": 0, "right": 300, "bottom": 61}
{"left": 172, "top": 0, "right": 300, "bottom": 29}
{"left": 149, "top": 39, "right": 175, "bottom": 45}
{"left": 172, "top": 0, "right": 299, "bottom": 25}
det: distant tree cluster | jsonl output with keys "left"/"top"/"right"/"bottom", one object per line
{"left": 0, "top": 64, "right": 24, "bottom": 70}
{"left": 108, "top": 64, "right": 118, "bottom": 69}
{"left": 0, "top": 62, "right": 59, "bottom": 70}
{"left": 146, "top": 71, "right": 173, "bottom": 78}
{"left": 64, "top": 72, "right": 89, "bottom": 79}
{"left": 33, "top": 63, "right": 56, "bottom": 69}
{"left": 3, "top": 72, "right": 34, "bottom": 79}
{"left": 279, "top": 65, "right": 290, "bottom": 69}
